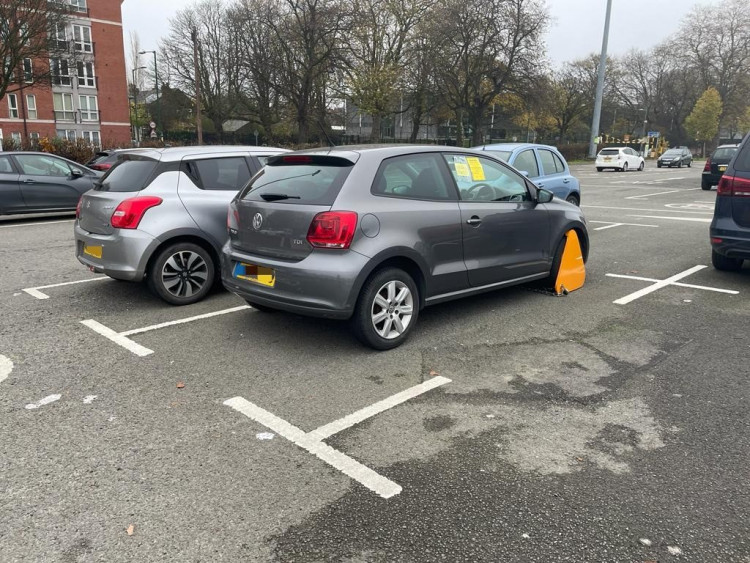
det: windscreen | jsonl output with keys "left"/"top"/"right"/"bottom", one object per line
{"left": 95, "top": 156, "right": 158, "bottom": 192}
{"left": 663, "top": 150, "right": 680, "bottom": 156}
{"left": 240, "top": 156, "right": 353, "bottom": 205}
{"left": 713, "top": 147, "right": 738, "bottom": 160}
{"left": 599, "top": 149, "right": 619, "bottom": 155}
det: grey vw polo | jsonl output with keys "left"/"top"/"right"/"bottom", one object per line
{"left": 222, "top": 146, "right": 588, "bottom": 350}
{"left": 75, "top": 146, "right": 288, "bottom": 305}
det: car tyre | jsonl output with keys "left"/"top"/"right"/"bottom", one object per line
{"left": 565, "top": 193, "right": 580, "bottom": 206}
{"left": 147, "top": 242, "right": 215, "bottom": 305}
{"left": 678, "top": 161, "right": 682, "bottom": 168}
{"left": 701, "top": 179, "right": 712, "bottom": 190}
{"left": 687, "top": 161, "right": 691, "bottom": 168}
{"left": 596, "top": 167, "right": 603, "bottom": 172}
{"left": 351, "top": 267, "right": 419, "bottom": 350}
{"left": 711, "top": 249, "right": 743, "bottom": 272}
{"left": 638, "top": 161, "right": 645, "bottom": 171}
{"left": 657, "top": 162, "right": 662, "bottom": 168}
{"left": 622, "top": 162, "right": 628, "bottom": 172}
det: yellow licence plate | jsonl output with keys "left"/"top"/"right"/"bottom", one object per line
{"left": 233, "top": 262, "right": 275, "bottom": 287}
{"left": 83, "top": 244, "right": 102, "bottom": 259}
{"left": 719, "top": 165, "right": 727, "bottom": 172}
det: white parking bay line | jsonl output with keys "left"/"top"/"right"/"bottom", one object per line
{"left": 589, "top": 221, "right": 658, "bottom": 231}
{"left": 121, "top": 305, "right": 250, "bottom": 336}
{"left": 0, "top": 219, "right": 74, "bottom": 229}
{"left": 224, "top": 397, "right": 403, "bottom": 499}
{"left": 607, "top": 274, "right": 739, "bottom": 295}
{"left": 80, "top": 319, "right": 154, "bottom": 357}
{"left": 628, "top": 215, "right": 712, "bottom": 223}
{"left": 625, "top": 189, "right": 686, "bottom": 200}
{"left": 310, "top": 376, "right": 452, "bottom": 441}
{"left": 23, "top": 276, "right": 108, "bottom": 299}
{"left": 583, "top": 205, "right": 713, "bottom": 215}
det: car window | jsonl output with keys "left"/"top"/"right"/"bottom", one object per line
{"left": 188, "top": 157, "right": 252, "bottom": 191}
{"left": 538, "top": 149, "right": 564, "bottom": 175}
{"left": 0, "top": 156, "right": 15, "bottom": 174}
{"left": 713, "top": 148, "right": 738, "bottom": 160}
{"left": 241, "top": 155, "right": 353, "bottom": 205}
{"left": 372, "top": 153, "right": 454, "bottom": 201}
{"left": 96, "top": 156, "right": 159, "bottom": 192}
{"left": 15, "top": 154, "right": 71, "bottom": 177}
{"left": 512, "top": 149, "right": 539, "bottom": 177}
{"left": 733, "top": 140, "right": 750, "bottom": 172}
{"left": 599, "top": 149, "right": 619, "bottom": 156}
{"left": 444, "top": 154, "right": 530, "bottom": 202}
{"left": 484, "top": 150, "right": 512, "bottom": 162}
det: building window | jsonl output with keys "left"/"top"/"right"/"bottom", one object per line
{"left": 23, "top": 59, "right": 33, "bottom": 83}
{"left": 26, "top": 95, "right": 37, "bottom": 120}
{"left": 52, "top": 23, "right": 68, "bottom": 50}
{"left": 51, "top": 58, "right": 71, "bottom": 86}
{"left": 69, "top": 0, "right": 87, "bottom": 13}
{"left": 79, "top": 95, "right": 98, "bottom": 121}
{"left": 57, "top": 129, "right": 76, "bottom": 141}
{"left": 72, "top": 25, "right": 93, "bottom": 53}
{"left": 82, "top": 130, "right": 100, "bottom": 147}
{"left": 30, "top": 132, "right": 40, "bottom": 146}
{"left": 76, "top": 61, "right": 95, "bottom": 88}
{"left": 11, "top": 132, "right": 22, "bottom": 144}
{"left": 8, "top": 94, "right": 19, "bottom": 119}
{"left": 53, "top": 93, "right": 75, "bottom": 122}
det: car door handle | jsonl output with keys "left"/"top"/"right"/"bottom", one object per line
{"left": 23, "top": 179, "right": 36, "bottom": 184}
{"left": 563, "top": 178, "right": 570, "bottom": 183}
{"left": 466, "top": 216, "right": 482, "bottom": 226}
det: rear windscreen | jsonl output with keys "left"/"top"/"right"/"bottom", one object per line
{"left": 713, "top": 147, "right": 738, "bottom": 160}
{"left": 485, "top": 150, "right": 512, "bottom": 162}
{"left": 240, "top": 157, "right": 353, "bottom": 205}
{"left": 599, "top": 149, "right": 619, "bottom": 155}
{"left": 87, "top": 153, "right": 109, "bottom": 165}
{"left": 95, "top": 157, "right": 158, "bottom": 192}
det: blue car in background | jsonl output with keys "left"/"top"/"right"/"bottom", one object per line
{"left": 472, "top": 143, "right": 581, "bottom": 205}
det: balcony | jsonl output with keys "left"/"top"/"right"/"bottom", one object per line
{"left": 54, "top": 110, "right": 76, "bottom": 122}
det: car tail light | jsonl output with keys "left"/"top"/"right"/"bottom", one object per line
{"left": 76, "top": 196, "right": 83, "bottom": 219}
{"left": 717, "top": 175, "right": 750, "bottom": 197}
{"left": 282, "top": 155, "right": 313, "bottom": 164}
{"left": 227, "top": 201, "right": 240, "bottom": 233}
{"left": 703, "top": 158, "right": 711, "bottom": 172}
{"left": 306, "top": 211, "right": 358, "bottom": 249}
{"left": 110, "top": 196, "right": 162, "bottom": 229}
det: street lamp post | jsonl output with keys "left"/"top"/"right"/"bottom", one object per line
{"left": 132, "top": 66, "right": 147, "bottom": 144}
{"left": 588, "top": 0, "right": 613, "bottom": 158}
{"left": 139, "top": 50, "right": 161, "bottom": 140}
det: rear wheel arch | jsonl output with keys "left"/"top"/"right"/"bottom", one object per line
{"left": 144, "top": 233, "right": 220, "bottom": 282}
{"left": 349, "top": 252, "right": 428, "bottom": 311}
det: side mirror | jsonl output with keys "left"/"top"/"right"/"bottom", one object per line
{"left": 537, "top": 188, "right": 554, "bottom": 204}
{"left": 520, "top": 170, "right": 530, "bottom": 177}
{"left": 70, "top": 168, "right": 84, "bottom": 179}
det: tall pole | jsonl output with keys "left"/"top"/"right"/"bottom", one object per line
{"left": 139, "top": 50, "right": 161, "bottom": 139}
{"left": 588, "top": 0, "right": 613, "bottom": 158}
{"left": 191, "top": 28, "right": 203, "bottom": 145}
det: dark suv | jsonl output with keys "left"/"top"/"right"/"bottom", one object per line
{"left": 702, "top": 144, "right": 740, "bottom": 191}
{"left": 709, "top": 133, "right": 750, "bottom": 270}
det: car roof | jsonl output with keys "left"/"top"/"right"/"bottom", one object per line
{"left": 129, "top": 145, "right": 290, "bottom": 162}
{"left": 472, "top": 142, "right": 560, "bottom": 152}
{"left": 290, "top": 144, "right": 527, "bottom": 161}
{"left": 716, "top": 144, "right": 740, "bottom": 149}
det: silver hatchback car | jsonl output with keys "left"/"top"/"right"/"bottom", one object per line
{"left": 221, "top": 146, "right": 588, "bottom": 349}
{"left": 75, "top": 146, "right": 288, "bottom": 304}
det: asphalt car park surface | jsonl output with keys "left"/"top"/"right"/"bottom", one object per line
{"left": 1, "top": 163, "right": 748, "bottom": 562}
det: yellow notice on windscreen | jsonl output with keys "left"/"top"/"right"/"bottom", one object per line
{"left": 453, "top": 156, "right": 471, "bottom": 179}
{"left": 466, "top": 157, "right": 485, "bottom": 181}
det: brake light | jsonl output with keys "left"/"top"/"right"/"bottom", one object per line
{"left": 703, "top": 158, "right": 711, "bottom": 172}
{"left": 91, "top": 163, "right": 112, "bottom": 171}
{"left": 227, "top": 201, "right": 239, "bottom": 233}
{"left": 76, "top": 196, "right": 83, "bottom": 219}
{"left": 717, "top": 175, "right": 750, "bottom": 197}
{"left": 306, "top": 211, "right": 358, "bottom": 249}
{"left": 282, "top": 155, "right": 313, "bottom": 164}
{"left": 110, "top": 196, "right": 162, "bottom": 229}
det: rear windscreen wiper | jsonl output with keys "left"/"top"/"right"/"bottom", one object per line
{"left": 260, "top": 193, "right": 301, "bottom": 201}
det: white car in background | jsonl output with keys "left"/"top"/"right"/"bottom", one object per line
{"left": 595, "top": 147, "right": 645, "bottom": 172}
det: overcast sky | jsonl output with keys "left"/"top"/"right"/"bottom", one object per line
{"left": 122, "top": 0, "right": 722, "bottom": 70}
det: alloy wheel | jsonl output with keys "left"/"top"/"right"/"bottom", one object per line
{"left": 161, "top": 250, "right": 209, "bottom": 298}
{"left": 370, "top": 280, "right": 414, "bottom": 340}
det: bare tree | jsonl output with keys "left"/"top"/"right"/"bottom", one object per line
{"left": 0, "top": 0, "right": 72, "bottom": 99}
{"left": 424, "top": 0, "right": 548, "bottom": 146}
{"left": 159, "top": 1, "right": 242, "bottom": 138}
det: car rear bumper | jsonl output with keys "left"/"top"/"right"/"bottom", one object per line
{"left": 710, "top": 217, "right": 750, "bottom": 260}
{"left": 220, "top": 242, "right": 370, "bottom": 319}
{"left": 74, "top": 222, "right": 158, "bottom": 281}
{"left": 702, "top": 171, "right": 723, "bottom": 185}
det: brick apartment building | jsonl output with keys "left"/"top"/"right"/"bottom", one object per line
{"left": 0, "top": 0, "right": 130, "bottom": 147}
